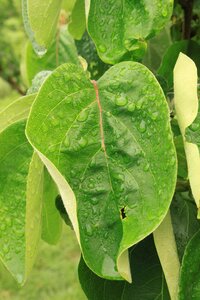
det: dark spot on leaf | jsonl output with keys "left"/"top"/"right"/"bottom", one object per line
{"left": 120, "top": 207, "right": 126, "bottom": 219}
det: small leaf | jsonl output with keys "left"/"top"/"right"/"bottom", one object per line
{"left": 79, "top": 235, "right": 170, "bottom": 300}
{"left": 22, "top": 0, "right": 62, "bottom": 55}
{"left": 179, "top": 230, "right": 200, "bottom": 299}
{"left": 68, "top": 0, "right": 86, "bottom": 40}
{"left": 42, "top": 168, "right": 63, "bottom": 245}
{"left": 26, "top": 62, "right": 177, "bottom": 280}
{"left": 174, "top": 53, "right": 200, "bottom": 210}
{"left": 87, "top": 0, "right": 174, "bottom": 64}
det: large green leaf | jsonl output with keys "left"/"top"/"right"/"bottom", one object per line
{"left": 23, "top": 25, "right": 79, "bottom": 85}
{"left": 26, "top": 62, "right": 177, "bottom": 281}
{"left": 22, "top": 0, "right": 62, "bottom": 55}
{"left": 87, "top": 0, "right": 174, "bottom": 64}
{"left": 42, "top": 168, "right": 62, "bottom": 245}
{"left": 0, "top": 121, "right": 43, "bottom": 284}
{"left": 179, "top": 230, "right": 200, "bottom": 299}
{"left": 171, "top": 192, "right": 200, "bottom": 260}
{"left": 79, "top": 235, "right": 170, "bottom": 300}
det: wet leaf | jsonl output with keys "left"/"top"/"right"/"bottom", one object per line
{"left": 79, "top": 235, "right": 170, "bottom": 300}
{"left": 26, "top": 62, "right": 177, "bottom": 281}
{"left": 23, "top": 25, "right": 79, "bottom": 85}
{"left": 87, "top": 0, "right": 174, "bottom": 64}
{"left": 22, "top": 0, "right": 62, "bottom": 55}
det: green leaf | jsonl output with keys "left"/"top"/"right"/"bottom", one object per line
{"left": 0, "top": 121, "right": 43, "bottom": 284}
{"left": 179, "top": 230, "right": 200, "bottom": 299}
{"left": 75, "top": 32, "right": 110, "bottom": 80}
{"left": 158, "top": 40, "right": 200, "bottom": 89}
{"left": 174, "top": 53, "right": 200, "bottom": 211}
{"left": 26, "top": 62, "right": 177, "bottom": 281}
{"left": 22, "top": 0, "right": 62, "bottom": 55}
{"left": 186, "top": 113, "right": 200, "bottom": 146}
{"left": 142, "top": 26, "right": 172, "bottom": 72}
{"left": 68, "top": 0, "right": 86, "bottom": 40}
{"left": 23, "top": 25, "right": 80, "bottom": 85}
{"left": 42, "top": 168, "right": 62, "bottom": 245}
{"left": 87, "top": 0, "right": 174, "bottom": 64}
{"left": 0, "top": 94, "right": 44, "bottom": 284}
{"left": 171, "top": 192, "right": 200, "bottom": 260}
{"left": 79, "top": 235, "right": 170, "bottom": 300}
{"left": 174, "top": 135, "right": 188, "bottom": 179}
{"left": 27, "top": 71, "right": 52, "bottom": 95}
{"left": 153, "top": 212, "right": 180, "bottom": 300}
{"left": 0, "top": 94, "right": 36, "bottom": 133}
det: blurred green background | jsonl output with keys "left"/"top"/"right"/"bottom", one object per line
{"left": 0, "top": 226, "right": 86, "bottom": 300}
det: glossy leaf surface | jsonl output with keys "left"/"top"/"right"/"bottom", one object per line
{"left": 87, "top": 0, "right": 174, "bottom": 64}
{"left": 26, "top": 62, "right": 177, "bottom": 280}
{"left": 79, "top": 235, "right": 170, "bottom": 300}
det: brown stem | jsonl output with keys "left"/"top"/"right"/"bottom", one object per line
{"left": 179, "top": 0, "right": 194, "bottom": 39}
{"left": 6, "top": 77, "right": 25, "bottom": 96}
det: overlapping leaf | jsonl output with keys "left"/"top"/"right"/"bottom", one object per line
{"left": 79, "top": 235, "right": 170, "bottom": 300}
{"left": 23, "top": 25, "right": 80, "bottom": 85}
{"left": 22, "top": 0, "right": 62, "bottom": 55}
{"left": 42, "top": 168, "right": 62, "bottom": 245}
{"left": 159, "top": 40, "right": 200, "bottom": 89}
{"left": 153, "top": 212, "right": 180, "bottom": 299}
{"left": 0, "top": 94, "right": 43, "bottom": 284}
{"left": 179, "top": 230, "right": 200, "bottom": 299}
{"left": 174, "top": 53, "right": 200, "bottom": 212}
{"left": 26, "top": 61, "right": 177, "bottom": 281}
{"left": 171, "top": 191, "right": 200, "bottom": 260}
{"left": 68, "top": 0, "right": 86, "bottom": 40}
{"left": 87, "top": 0, "right": 174, "bottom": 64}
